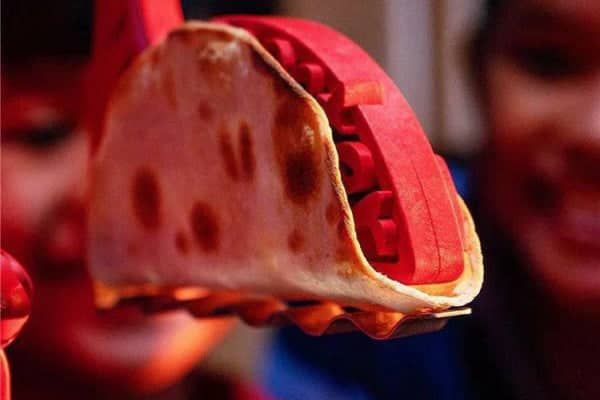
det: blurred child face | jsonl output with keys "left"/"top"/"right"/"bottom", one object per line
{"left": 1, "top": 61, "right": 232, "bottom": 393}
{"left": 483, "top": 0, "right": 600, "bottom": 307}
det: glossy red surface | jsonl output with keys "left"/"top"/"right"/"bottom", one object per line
{"left": 1, "top": 251, "right": 33, "bottom": 400}
{"left": 0, "top": 251, "right": 33, "bottom": 348}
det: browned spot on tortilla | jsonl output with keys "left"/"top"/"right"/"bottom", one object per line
{"left": 132, "top": 168, "right": 161, "bottom": 230}
{"left": 190, "top": 202, "right": 220, "bottom": 252}
{"left": 218, "top": 124, "right": 239, "bottom": 180}
{"left": 287, "top": 229, "right": 305, "bottom": 253}
{"left": 273, "top": 96, "right": 322, "bottom": 206}
{"left": 238, "top": 121, "right": 255, "bottom": 180}
{"left": 175, "top": 231, "right": 190, "bottom": 255}
{"left": 197, "top": 101, "right": 214, "bottom": 122}
{"left": 326, "top": 200, "right": 340, "bottom": 225}
{"left": 196, "top": 32, "right": 238, "bottom": 90}
{"left": 285, "top": 153, "right": 319, "bottom": 203}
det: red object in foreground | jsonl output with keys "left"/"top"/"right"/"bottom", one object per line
{"left": 1, "top": 250, "right": 34, "bottom": 400}
{"left": 213, "top": 16, "right": 465, "bottom": 285}
{"left": 0, "top": 251, "right": 32, "bottom": 348}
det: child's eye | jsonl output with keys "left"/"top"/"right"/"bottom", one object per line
{"left": 513, "top": 46, "right": 588, "bottom": 81}
{"left": 18, "top": 121, "right": 75, "bottom": 150}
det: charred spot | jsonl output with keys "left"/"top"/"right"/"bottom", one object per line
{"left": 274, "top": 97, "right": 319, "bottom": 148}
{"left": 131, "top": 168, "right": 161, "bottom": 230}
{"left": 285, "top": 152, "right": 319, "bottom": 203}
{"left": 218, "top": 124, "right": 239, "bottom": 180}
{"left": 196, "top": 34, "right": 237, "bottom": 90}
{"left": 326, "top": 200, "right": 340, "bottom": 225}
{"left": 190, "top": 202, "right": 220, "bottom": 252}
{"left": 197, "top": 101, "right": 214, "bottom": 122}
{"left": 287, "top": 228, "right": 305, "bottom": 253}
{"left": 238, "top": 121, "right": 255, "bottom": 180}
{"left": 273, "top": 97, "right": 322, "bottom": 206}
{"left": 175, "top": 231, "right": 190, "bottom": 255}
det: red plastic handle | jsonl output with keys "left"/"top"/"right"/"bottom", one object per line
{"left": 213, "top": 16, "right": 465, "bottom": 284}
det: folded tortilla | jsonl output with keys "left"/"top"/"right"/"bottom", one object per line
{"left": 89, "top": 22, "right": 483, "bottom": 314}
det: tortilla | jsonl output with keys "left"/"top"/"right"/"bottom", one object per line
{"left": 88, "top": 22, "right": 483, "bottom": 314}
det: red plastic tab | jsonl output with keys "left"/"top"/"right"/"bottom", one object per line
{"left": 332, "top": 80, "right": 385, "bottom": 108}
{"left": 214, "top": 16, "right": 465, "bottom": 285}
{"left": 294, "top": 62, "right": 326, "bottom": 93}
{"left": 264, "top": 38, "right": 297, "bottom": 71}
{"left": 336, "top": 142, "right": 377, "bottom": 193}
{"left": 352, "top": 191, "right": 398, "bottom": 260}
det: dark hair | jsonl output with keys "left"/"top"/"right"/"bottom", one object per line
{"left": 468, "top": 0, "right": 507, "bottom": 104}
{"left": 1, "top": 0, "right": 93, "bottom": 64}
{"left": 1, "top": 0, "right": 280, "bottom": 65}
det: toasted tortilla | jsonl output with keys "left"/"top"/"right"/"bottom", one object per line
{"left": 89, "top": 22, "right": 483, "bottom": 314}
